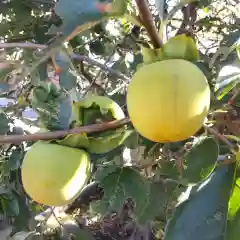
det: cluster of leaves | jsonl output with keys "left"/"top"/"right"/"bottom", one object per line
{"left": 0, "top": 0, "right": 239, "bottom": 239}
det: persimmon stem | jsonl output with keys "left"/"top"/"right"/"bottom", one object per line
{"left": 135, "top": 0, "right": 163, "bottom": 48}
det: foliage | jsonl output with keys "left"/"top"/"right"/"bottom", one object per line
{"left": 0, "top": 0, "right": 239, "bottom": 239}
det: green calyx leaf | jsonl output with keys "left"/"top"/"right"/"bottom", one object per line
{"left": 162, "top": 34, "right": 200, "bottom": 61}
{"left": 140, "top": 34, "right": 200, "bottom": 66}
{"left": 58, "top": 95, "right": 126, "bottom": 154}
{"left": 71, "top": 94, "right": 125, "bottom": 126}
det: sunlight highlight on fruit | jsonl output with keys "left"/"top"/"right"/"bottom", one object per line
{"left": 21, "top": 141, "right": 91, "bottom": 206}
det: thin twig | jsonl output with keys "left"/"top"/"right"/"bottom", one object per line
{"left": 228, "top": 88, "right": 240, "bottom": 105}
{"left": 204, "top": 125, "right": 237, "bottom": 154}
{"left": 0, "top": 42, "right": 130, "bottom": 81}
{"left": 0, "top": 118, "right": 130, "bottom": 144}
{"left": 135, "top": 0, "right": 163, "bottom": 48}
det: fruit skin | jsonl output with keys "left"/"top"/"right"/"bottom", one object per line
{"left": 21, "top": 141, "right": 91, "bottom": 207}
{"left": 126, "top": 59, "right": 211, "bottom": 142}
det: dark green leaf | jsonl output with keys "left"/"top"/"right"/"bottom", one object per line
{"left": 6, "top": 195, "right": 19, "bottom": 216}
{"left": 157, "top": 159, "right": 179, "bottom": 179}
{"left": 181, "top": 136, "right": 219, "bottom": 185}
{"left": 164, "top": 163, "right": 236, "bottom": 240}
{"left": 54, "top": 51, "right": 71, "bottom": 71}
{"left": 95, "top": 165, "right": 120, "bottom": 182}
{"left": 0, "top": 83, "right": 10, "bottom": 95}
{"left": 129, "top": 53, "right": 143, "bottom": 72}
{"left": 89, "top": 40, "right": 106, "bottom": 55}
{"left": 59, "top": 70, "right": 77, "bottom": 90}
{"left": 91, "top": 167, "right": 149, "bottom": 216}
{"left": 55, "top": 0, "right": 127, "bottom": 39}
{"left": 12, "top": 194, "right": 31, "bottom": 232}
{"left": 31, "top": 82, "right": 72, "bottom": 130}
{"left": 8, "top": 148, "right": 23, "bottom": 171}
{"left": 137, "top": 181, "right": 179, "bottom": 224}
{"left": 0, "top": 113, "right": 9, "bottom": 134}
{"left": 124, "top": 130, "right": 139, "bottom": 149}
{"left": 11, "top": 127, "right": 24, "bottom": 135}
{"left": 73, "top": 229, "right": 95, "bottom": 240}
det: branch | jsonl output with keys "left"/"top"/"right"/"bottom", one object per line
{"left": 135, "top": 0, "right": 163, "bottom": 48}
{"left": 175, "top": 3, "right": 197, "bottom": 37}
{"left": 204, "top": 125, "right": 237, "bottom": 154}
{"left": 0, "top": 118, "right": 130, "bottom": 144}
{"left": 0, "top": 43, "right": 130, "bottom": 82}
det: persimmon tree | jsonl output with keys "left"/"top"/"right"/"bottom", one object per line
{"left": 0, "top": 0, "right": 239, "bottom": 239}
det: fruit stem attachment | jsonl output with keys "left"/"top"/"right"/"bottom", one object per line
{"left": 135, "top": 0, "right": 163, "bottom": 48}
{"left": 0, "top": 118, "right": 130, "bottom": 144}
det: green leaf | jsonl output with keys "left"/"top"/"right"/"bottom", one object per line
{"left": 181, "top": 136, "right": 219, "bottom": 185}
{"left": 12, "top": 194, "right": 31, "bottom": 233}
{"left": 0, "top": 83, "right": 10, "bottom": 95}
{"left": 53, "top": 51, "right": 78, "bottom": 90}
{"left": 137, "top": 181, "right": 179, "bottom": 224}
{"left": 31, "top": 82, "right": 72, "bottom": 130}
{"left": 94, "top": 166, "right": 184, "bottom": 224}
{"left": 11, "top": 231, "right": 36, "bottom": 240}
{"left": 91, "top": 167, "right": 149, "bottom": 216}
{"left": 215, "top": 61, "right": 240, "bottom": 99}
{"left": 95, "top": 165, "right": 120, "bottom": 182}
{"left": 0, "top": 113, "right": 9, "bottom": 134}
{"left": 157, "top": 158, "right": 179, "bottom": 179}
{"left": 55, "top": 0, "right": 127, "bottom": 39}
{"left": 73, "top": 229, "right": 95, "bottom": 240}
{"left": 8, "top": 148, "right": 23, "bottom": 171}
{"left": 228, "top": 177, "right": 240, "bottom": 218}
{"left": 59, "top": 70, "right": 77, "bottom": 90}
{"left": 124, "top": 130, "right": 139, "bottom": 149}
{"left": 164, "top": 163, "right": 236, "bottom": 240}
{"left": 53, "top": 50, "right": 72, "bottom": 71}
{"left": 129, "top": 53, "right": 143, "bottom": 72}
{"left": 227, "top": 174, "right": 240, "bottom": 240}
{"left": 89, "top": 40, "right": 107, "bottom": 55}
{"left": 162, "top": 34, "right": 200, "bottom": 61}
{"left": 6, "top": 195, "right": 19, "bottom": 216}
